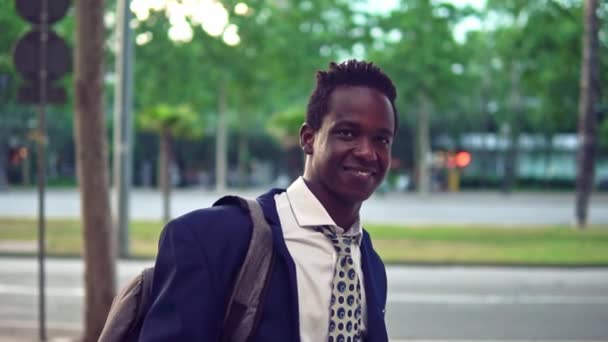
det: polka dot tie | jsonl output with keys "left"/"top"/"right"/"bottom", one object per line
{"left": 317, "top": 225, "right": 362, "bottom": 342}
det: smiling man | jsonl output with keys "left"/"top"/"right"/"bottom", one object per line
{"left": 282, "top": 60, "right": 396, "bottom": 342}
{"left": 300, "top": 71, "right": 396, "bottom": 229}
{"left": 139, "top": 60, "right": 397, "bottom": 342}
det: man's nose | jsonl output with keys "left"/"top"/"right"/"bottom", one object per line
{"left": 353, "top": 138, "right": 377, "bottom": 161}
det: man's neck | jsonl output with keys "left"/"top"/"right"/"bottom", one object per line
{"left": 329, "top": 204, "right": 360, "bottom": 232}
{"left": 302, "top": 178, "right": 361, "bottom": 231}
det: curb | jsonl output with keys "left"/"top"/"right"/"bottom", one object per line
{"left": 1, "top": 252, "right": 607, "bottom": 268}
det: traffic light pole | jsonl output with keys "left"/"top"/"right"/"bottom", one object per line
{"left": 37, "top": 0, "right": 48, "bottom": 340}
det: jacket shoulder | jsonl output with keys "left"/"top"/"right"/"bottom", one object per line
{"left": 156, "top": 204, "right": 254, "bottom": 274}
{"left": 167, "top": 204, "right": 252, "bottom": 241}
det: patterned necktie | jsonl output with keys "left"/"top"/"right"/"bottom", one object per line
{"left": 317, "top": 225, "right": 362, "bottom": 342}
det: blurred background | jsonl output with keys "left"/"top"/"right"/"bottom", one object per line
{"left": 1, "top": 0, "right": 607, "bottom": 195}
{"left": 1, "top": 0, "right": 608, "bottom": 341}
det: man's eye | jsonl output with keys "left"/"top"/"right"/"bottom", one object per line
{"left": 337, "top": 130, "right": 354, "bottom": 138}
{"left": 377, "top": 137, "right": 391, "bottom": 146}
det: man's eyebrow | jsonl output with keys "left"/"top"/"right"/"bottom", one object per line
{"left": 331, "top": 118, "right": 359, "bottom": 127}
{"left": 378, "top": 128, "right": 394, "bottom": 136}
{"left": 333, "top": 121, "right": 394, "bottom": 136}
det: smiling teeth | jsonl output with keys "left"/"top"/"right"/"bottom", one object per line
{"left": 356, "top": 170, "right": 371, "bottom": 176}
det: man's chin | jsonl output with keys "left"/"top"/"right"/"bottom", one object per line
{"left": 340, "top": 187, "right": 376, "bottom": 204}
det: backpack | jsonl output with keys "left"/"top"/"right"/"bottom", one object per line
{"left": 98, "top": 196, "right": 275, "bottom": 342}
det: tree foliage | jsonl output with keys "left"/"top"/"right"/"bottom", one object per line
{"left": 138, "top": 103, "right": 202, "bottom": 139}
{"left": 1, "top": 0, "right": 607, "bottom": 188}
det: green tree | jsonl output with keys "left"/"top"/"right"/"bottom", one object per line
{"left": 138, "top": 103, "right": 202, "bottom": 222}
{"left": 130, "top": 0, "right": 360, "bottom": 190}
{"left": 214, "top": 0, "right": 363, "bottom": 187}
{"left": 466, "top": 0, "right": 589, "bottom": 191}
{"left": 575, "top": 0, "right": 601, "bottom": 227}
{"left": 267, "top": 104, "right": 306, "bottom": 180}
{"left": 518, "top": 2, "right": 582, "bottom": 181}
{"left": 368, "top": 0, "right": 470, "bottom": 193}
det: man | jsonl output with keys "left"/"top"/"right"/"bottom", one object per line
{"left": 139, "top": 59, "right": 397, "bottom": 342}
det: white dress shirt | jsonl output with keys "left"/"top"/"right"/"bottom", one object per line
{"left": 274, "top": 177, "right": 367, "bottom": 342}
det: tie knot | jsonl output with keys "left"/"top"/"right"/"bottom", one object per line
{"left": 316, "top": 225, "right": 359, "bottom": 255}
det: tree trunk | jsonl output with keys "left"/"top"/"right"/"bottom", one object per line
{"left": 480, "top": 77, "right": 493, "bottom": 185}
{"left": 416, "top": 92, "right": 431, "bottom": 195}
{"left": 22, "top": 149, "right": 31, "bottom": 186}
{"left": 0, "top": 142, "right": 8, "bottom": 191}
{"left": 503, "top": 129, "right": 519, "bottom": 194}
{"left": 503, "top": 63, "right": 522, "bottom": 194}
{"left": 237, "top": 131, "right": 249, "bottom": 187}
{"left": 543, "top": 132, "right": 554, "bottom": 189}
{"left": 159, "top": 127, "right": 172, "bottom": 223}
{"left": 575, "top": 0, "right": 601, "bottom": 228}
{"left": 216, "top": 80, "right": 228, "bottom": 192}
{"left": 74, "top": 0, "right": 116, "bottom": 340}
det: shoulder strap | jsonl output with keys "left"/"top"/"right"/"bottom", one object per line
{"left": 219, "top": 197, "right": 275, "bottom": 342}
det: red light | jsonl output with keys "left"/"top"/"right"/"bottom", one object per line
{"left": 455, "top": 151, "right": 471, "bottom": 168}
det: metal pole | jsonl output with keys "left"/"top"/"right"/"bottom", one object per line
{"left": 216, "top": 79, "right": 227, "bottom": 193}
{"left": 113, "top": 0, "right": 133, "bottom": 258}
{"left": 417, "top": 92, "right": 430, "bottom": 195}
{"left": 38, "top": 1, "right": 48, "bottom": 340}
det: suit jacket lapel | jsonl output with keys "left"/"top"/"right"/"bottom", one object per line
{"left": 257, "top": 189, "right": 301, "bottom": 342}
{"left": 360, "top": 231, "right": 388, "bottom": 341}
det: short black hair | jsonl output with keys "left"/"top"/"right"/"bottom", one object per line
{"left": 306, "top": 59, "right": 398, "bottom": 131}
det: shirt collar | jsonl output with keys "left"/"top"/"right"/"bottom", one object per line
{"left": 286, "top": 177, "right": 361, "bottom": 237}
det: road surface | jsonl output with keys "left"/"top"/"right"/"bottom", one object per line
{"left": 1, "top": 188, "right": 607, "bottom": 225}
{"left": 0, "top": 257, "right": 606, "bottom": 341}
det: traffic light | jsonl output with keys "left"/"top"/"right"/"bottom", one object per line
{"left": 454, "top": 151, "right": 471, "bottom": 168}
{"left": 445, "top": 150, "right": 472, "bottom": 169}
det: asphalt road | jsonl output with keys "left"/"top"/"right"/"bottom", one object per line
{"left": 0, "top": 257, "right": 606, "bottom": 341}
{"left": 0, "top": 188, "right": 607, "bottom": 225}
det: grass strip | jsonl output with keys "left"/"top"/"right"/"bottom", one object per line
{"left": 1, "top": 217, "right": 607, "bottom": 265}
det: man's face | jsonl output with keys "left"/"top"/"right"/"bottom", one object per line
{"left": 301, "top": 85, "right": 395, "bottom": 205}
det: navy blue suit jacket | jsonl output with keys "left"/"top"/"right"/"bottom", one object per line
{"left": 139, "top": 189, "right": 388, "bottom": 341}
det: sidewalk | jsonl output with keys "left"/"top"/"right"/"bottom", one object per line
{"left": 0, "top": 326, "right": 79, "bottom": 342}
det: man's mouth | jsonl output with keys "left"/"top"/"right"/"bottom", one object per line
{"left": 343, "top": 166, "right": 376, "bottom": 177}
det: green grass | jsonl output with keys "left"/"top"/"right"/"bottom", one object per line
{"left": 1, "top": 217, "right": 607, "bottom": 265}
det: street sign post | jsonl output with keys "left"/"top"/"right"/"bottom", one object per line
{"left": 12, "top": 0, "right": 71, "bottom": 339}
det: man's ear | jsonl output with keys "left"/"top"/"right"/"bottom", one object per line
{"left": 300, "top": 123, "right": 315, "bottom": 155}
